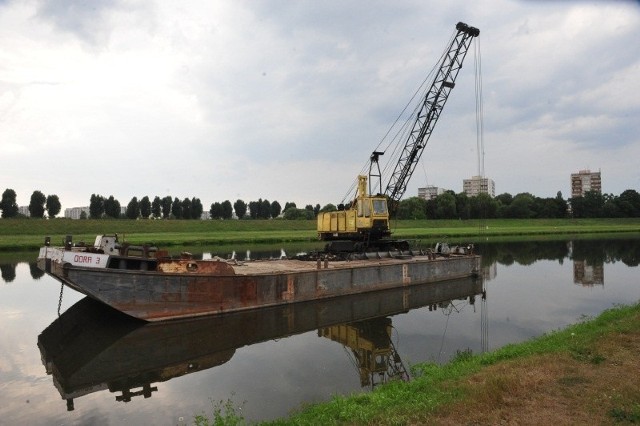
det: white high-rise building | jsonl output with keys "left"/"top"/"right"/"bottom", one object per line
{"left": 64, "top": 207, "right": 90, "bottom": 219}
{"left": 418, "top": 186, "right": 445, "bottom": 200}
{"left": 462, "top": 176, "right": 495, "bottom": 197}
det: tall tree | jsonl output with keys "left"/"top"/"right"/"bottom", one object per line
{"left": 46, "top": 194, "right": 61, "bottom": 218}
{"left": 181, "top": 197, "right": 192, "bottom": 219}
{"left": 210, "top": 202, "right": 223, "bottom": 219}
{"left": 140, "top": 196, "right": 151, "bottom": 219}
{"left": 234, "top": 199, "right": 247, "bottom": 219}
{"left": 270, "top": 200, "right": 282, "bottom": 218}
{"left": 171, "top": 197, "right": 182, "bottom": 219}
{"left": 104, "top": 195, "right": 121, "bottom": 218}
{"left": 126, "top": 197, "right": 140, "bottom": 219}
{"left": 162, "top": 196, "right": 172, "bottom": 219}
{"left": 191, "top": 197, "right": 203, "bottom": 219}
{"left": 0, "top": 189, "right": 18, "bottom": 218}
{"left": 89, "top": 194, "right": 105, "bottom": 219}
{"left": 28, "top": 190, "right": 47, "bottom": 218}
{"left": 221, "top": 200, "right": 233, "bottom": 219}
{"left": 151, "top": 196, "right": 162, "bottom": 218}
{"left": 261, "top": 199, "right": 271, "bottom": 219}
{"left": 249, "top": 201, "right": 259, "bottom": 219}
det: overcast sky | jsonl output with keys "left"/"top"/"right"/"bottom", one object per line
{"left": 1, "top": 0, "right": 639, "bottom": 211}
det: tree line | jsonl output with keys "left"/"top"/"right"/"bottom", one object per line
{"left": 87, "top": 195, "right": 323, "bottom": 220}
{"left": 3, "top": 187, "right": 640, "bottom": 220}
{"left": 0, "top": 188, "right": 322, "bottom": 220}
{"left": 87, "top": 194, "right": 207, "bottom": 220}
{"left": 394, "top": 189, "right": 640, "bottom": 220}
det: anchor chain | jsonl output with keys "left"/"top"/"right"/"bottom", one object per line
{"left": 57, "top": 283, "right": 64, "bottom": 316}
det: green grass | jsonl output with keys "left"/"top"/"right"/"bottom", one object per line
{"left": 1, "top": 217, "right": 640, "bottom": 252}
{"left": 0, "top": 218, "right": 317, "bottom": 251}
{"left": 391, "top": 217, "right": 640, "bottom": 238}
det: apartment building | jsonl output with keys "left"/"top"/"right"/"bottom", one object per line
{"left": 462, "top": 176, "right": 495, "bottom": 198}
{"left": 571, "top": 169, "right": 601, "bottom": 198}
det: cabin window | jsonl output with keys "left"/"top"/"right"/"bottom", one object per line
{"left": 357, "top": 199, "right": 371, "bottom": 217}
{"left": 372, "top": 199, "right": 387, "bottom": 215}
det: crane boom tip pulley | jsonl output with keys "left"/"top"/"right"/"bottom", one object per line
{"left": 456, "top": 22, "right": 480, "bottom": 37}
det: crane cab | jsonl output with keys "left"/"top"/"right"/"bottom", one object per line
{"left": 317, "top": 175, "right": 391, "bottom": 243}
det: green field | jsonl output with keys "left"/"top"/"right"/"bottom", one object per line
{"left": 1, "top": 217, "right": 640, "bottom": 252}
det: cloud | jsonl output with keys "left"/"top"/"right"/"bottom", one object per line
{"left": 0, "top": 0, "right": 639, "bottom": 208}
{"left": 33, "top": 0, "right": 155, "bottom": 46}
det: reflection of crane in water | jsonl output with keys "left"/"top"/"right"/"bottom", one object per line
{"left": 319, "top": 317, "right": 409, "bottom": 389}
{"left": 320, "top": 279, "right": 488, "bottom": 388}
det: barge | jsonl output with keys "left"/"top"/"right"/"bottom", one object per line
{"left": 37, "top": 234, "right": 480, "bottom": 322}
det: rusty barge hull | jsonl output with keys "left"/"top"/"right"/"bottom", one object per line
{"left": 40, "top": 252, "right": 480, "bottom": 321}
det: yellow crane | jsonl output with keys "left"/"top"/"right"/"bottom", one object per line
{"left": 317, "top": 22, "right": 479, "bottom": 253}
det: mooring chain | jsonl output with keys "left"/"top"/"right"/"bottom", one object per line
{"left": 57, "top": 283, "right": 64, "bottom": 316}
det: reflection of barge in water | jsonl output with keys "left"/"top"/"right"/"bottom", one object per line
{"left": 38, "top": 276, "right": 485, "bottom": 410}
{"left": 37, "top": 234, "right": 480, "bottom": 321}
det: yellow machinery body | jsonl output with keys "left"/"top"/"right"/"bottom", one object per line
{"left": 317, "top": 175, "right": 390, "bottom": 242}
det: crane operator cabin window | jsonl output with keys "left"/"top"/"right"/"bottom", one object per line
{"left": 372, "top": 199, "right": 387, "bottom": 215}
{"left": 357, "top": 199, "right": 371, "bottom": 217}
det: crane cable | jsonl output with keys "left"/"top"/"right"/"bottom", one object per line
{"left": 474, "top": 36, "right": 485, "bottom": 178}
{"left": 339, "top": 29, "right": 459, "bottom": 205}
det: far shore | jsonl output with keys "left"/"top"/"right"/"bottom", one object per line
{"left": 1, "top": 217, "right": 640, "bottom": 252}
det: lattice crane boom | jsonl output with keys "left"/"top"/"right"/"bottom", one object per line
{"left": 385, "top": 22, "right": 479, "bottom": 208}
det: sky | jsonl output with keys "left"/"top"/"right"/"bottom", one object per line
{"left": 1, "top": 0, "right": 639, "bottom": 212}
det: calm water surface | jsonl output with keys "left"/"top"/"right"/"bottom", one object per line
{"left": 0, "top": 237, "right": 638, "bottom": 425}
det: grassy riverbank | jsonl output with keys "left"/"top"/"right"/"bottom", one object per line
{"left": 2, "top": 217, "right": 640, "bottom": 252}
{"left": 198, "top": 302, "right": 640, "bottom": 425}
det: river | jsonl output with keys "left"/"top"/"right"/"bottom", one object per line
{"left": 0, "top": 237, "right": 638, "bottom": 425}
